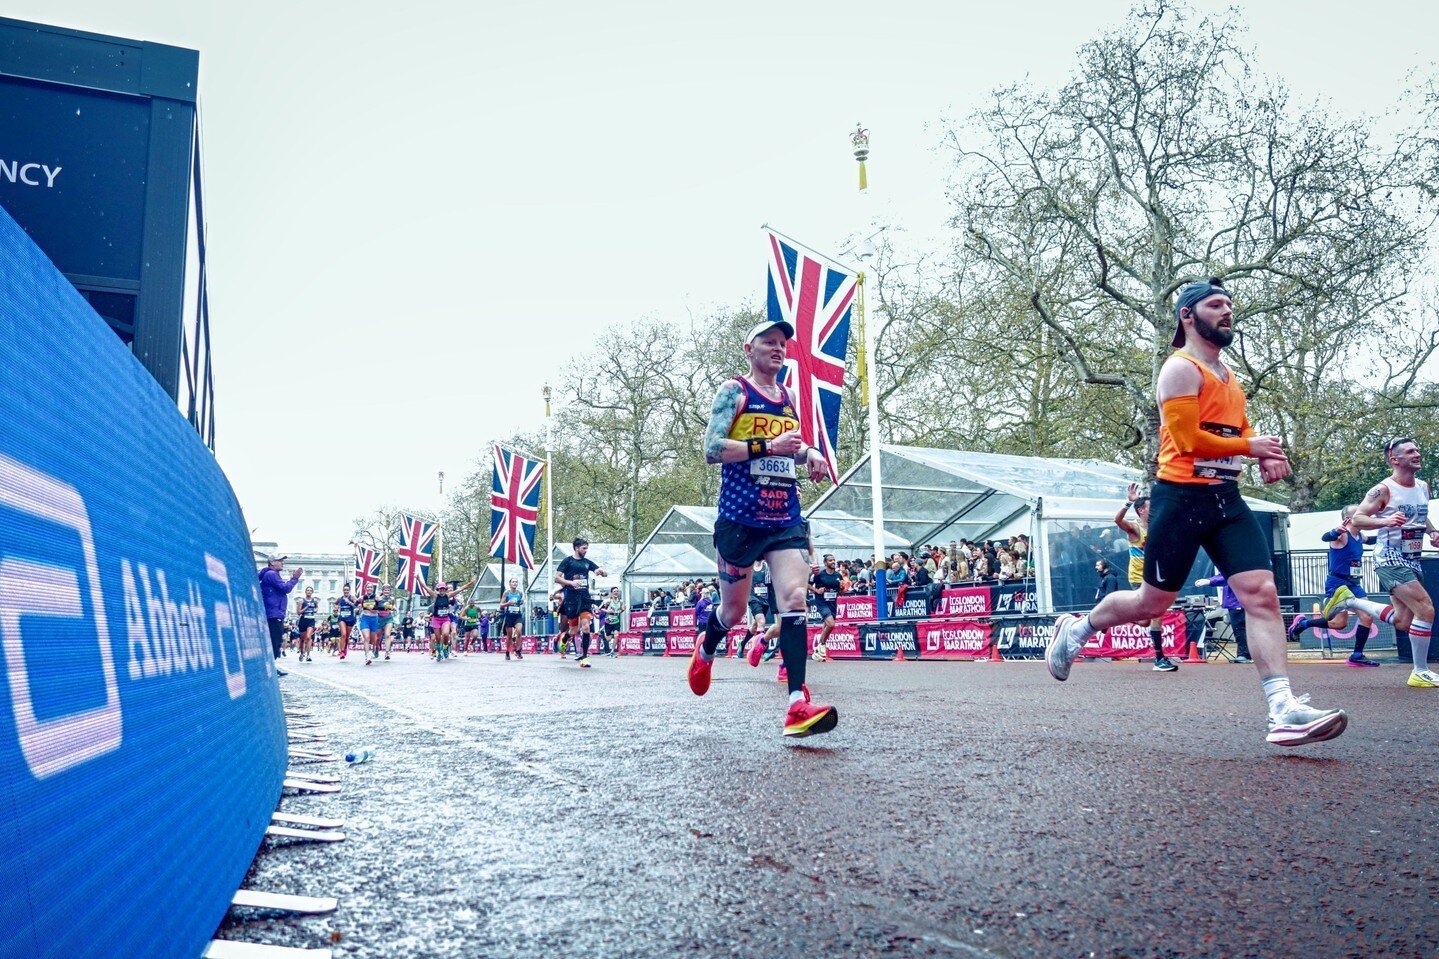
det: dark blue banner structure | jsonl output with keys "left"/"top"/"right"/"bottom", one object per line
{"left": 0, "top": 207, "right": 286, "bottom": 958}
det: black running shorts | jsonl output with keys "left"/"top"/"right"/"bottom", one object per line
{"left": 561, "top": 592, "right": 592, "bottom": 620}
{"left": 815, "top": 602, "right": 838, "bottom": 621}
{"left": 1143, "top": 480, "right": 1271, "bottom": 592}
{"left": 713, "top": 517, "right": 811, "bottom": 569}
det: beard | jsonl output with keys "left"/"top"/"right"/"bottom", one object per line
{"left": 1193, "top": 313, "right": 1234, "bottom": 348}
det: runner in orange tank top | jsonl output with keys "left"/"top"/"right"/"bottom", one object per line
{"left": 1045, "top": 278, "right": 1349, "bottom": 748}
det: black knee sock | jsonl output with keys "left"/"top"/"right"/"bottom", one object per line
{"left": 702, "top": 610, "right": 729, "bottom": 657}
{"left": 779, "top": 613, "right": 807, "bottom": 695}
{"left": 1353, "top": 622, "right": 1372, "bottom": 656}
{"left": 580, "top": 634, "right": 591, "bottom": 658}
{"left": 1150, "top": 628, "right": 1164, "bottom": 658}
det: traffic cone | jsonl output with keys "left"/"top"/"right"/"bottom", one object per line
{"left": 1182, "top": 625, "right": 1205, "bottom": 664}
{"left": 895, "top": 646, "right": 906, "bottom": 662}
{"left": 988, "top": 638, "right": 1003, "bottom": 663}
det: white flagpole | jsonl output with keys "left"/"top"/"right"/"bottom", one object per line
{"left": 542, "top": 385, "right": 555, "bottom": 631}
{"left": 851, "top": 124, "right": 888, "bottom": 617}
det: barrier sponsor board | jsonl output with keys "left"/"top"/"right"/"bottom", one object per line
{"left": 0, "top": 207, "right": 286, "bottom": 959}
{"left": 887, "top": 592, "right": 931, "bottom": 619}
{"left": 935, "top": 586, "right": 991, "bottom": 618}
{"left": 627, "top": 610, "right": 650, "bottom": 631}
{"left": 993, "top": 582, "right": 1039, "bottom": 615}
{"left": 835, "top": 594, "right": 877, "bottom": 623}
{"left": 916, "top": 620, "right": 993, "bottom": 660}
{"left": 810, "top": 624, "right": 863, "bottom": 659}
{"left": 1082, "top": 609, "right": 1186, "bottom": 659}
{"left": 993, "top": 618, "right": 1052, "bottom": 658}
{"left": 666, "top": 630, "right": 697, "bottom": 656}
{"left": 669, "top": 608, "right": 696, "bottom": 631}
{"left": 643, "top": 629, "right": 668, "bottom": 655}
{"left": 616, "top": 631, "right": 645, "bottom": 655}
{"left": 859, "top": 622, "right": 920, "bottom": 660}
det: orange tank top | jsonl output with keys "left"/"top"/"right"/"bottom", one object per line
{"left": 1157, "top": 353, "right": 1248, "bottom": 485}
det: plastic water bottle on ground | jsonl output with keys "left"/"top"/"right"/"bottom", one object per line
{"left": 344, "top": 746, "right": 376, "bottom": 765}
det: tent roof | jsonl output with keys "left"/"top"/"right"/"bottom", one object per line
{"left": 810, "top": 445, "right": 1286, "bottom": 549}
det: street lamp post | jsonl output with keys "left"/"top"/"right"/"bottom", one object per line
{"left": 851, "top": 123, "right": 887, "bottom": 619}
{"left": 542, "top": 384, "right": 555, "bottom": 635}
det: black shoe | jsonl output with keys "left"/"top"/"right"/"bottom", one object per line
{"left": 1153, "top": 656, "right": 1179, "bottom": 672}
{"left": 275, "top": 668, "right": 288, "bottom": 677}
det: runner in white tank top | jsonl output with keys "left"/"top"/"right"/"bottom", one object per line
{"left": 1342, "top": 437, "right": 1439, "bottom": 687}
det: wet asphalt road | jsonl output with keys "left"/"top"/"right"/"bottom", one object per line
{"left": 221, "top": 648, "right": 1439, "bottom": 959}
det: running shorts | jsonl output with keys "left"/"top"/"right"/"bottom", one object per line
{"left": 713, "top": 517, "right": 811, "bottom": 569}
{"left": 297, "top": 617, "right": 316, "bottom": 631}
{"left": 503, "top": 613, "right": 523, "bottom": 630}
{"left": 814, "top": 601, "right": 838, "bottom": 621}
{"left": 430, "top": 614, "right": 453, "bottom": 627}
{"left": 747, "top": 596, "right": 766, "bottom": 616}
{"left": 1142, "top": 480, "right": 1271, "bottom": 592}
{"left": 358, "top": 615, "right": 380, "bottom": 632}
{"left": 339, "top": 616, "right": 356, "bottom": 626}
{"left": 1323, "top": 574, "right": 1367, "bottom": 600}
{"left": 561, "top": 593, "right": 592, "bottom": 620}
{"left": 1376, "top": 564, "right": 1421, "bottom": 591}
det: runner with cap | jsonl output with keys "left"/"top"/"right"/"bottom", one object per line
{"left": 1045, "top": 278, "right": 1348, "bottom": 747}
{"left": 688, "top": 317, "right": 838, "bottom": 737}
{"left": 1325, "top": 437, "right": 1439, "bottom": 686}
{"left": 556, "top": 538, "right": 605, "bottom": 668}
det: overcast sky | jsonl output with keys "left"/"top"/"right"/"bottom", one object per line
{"left": 13, "top": 0, "right": 1437, "bottom": 553}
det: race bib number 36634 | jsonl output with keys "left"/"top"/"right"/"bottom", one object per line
{"left": 750, "top": 456, "right": 796, "bottom": 484}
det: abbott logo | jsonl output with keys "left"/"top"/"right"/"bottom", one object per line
{"left": 0, "top": 454, "right": 122, "bottom": 779}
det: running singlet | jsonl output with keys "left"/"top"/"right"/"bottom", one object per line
{"left": 751, "top": 565, "right": 770, "bottom": 603}
{"left": 1127, "top": 530, "right": 1146, "bottom": 585}
{"left": 1328, "top": 529, "right": 1365, "bottom": 583}
{"left": 1375, "top": 477, "right": 1430, "bottom": 571}
{"left": 718, "top": 376, "right": 803, "bottom": 528}
{"left": 336, "top": 596, "right": 358, "bottom": 619}
{"left": 1157, "top": 355, "right": 1249, "bottom": 484}
{"left": 298, "top": 597, "right": 318, "bottom": 619}
{"left": 430, "top": 593, "right": 457, "bottom": 617}
{"left": 462, "top": 606, "right": 480, "bottom": 628}
{"left": 502, "top": 590, "right": 524, "bottom": 617}
{"left": 375, "top": 596, "right": 394, "bottom": 617}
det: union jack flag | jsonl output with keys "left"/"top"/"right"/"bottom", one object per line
{"left": 490, "top": 443, "right": 544, "bottom": 568}
{"left": 352, "top": 545, "right": 381, "bottom": 595}
{"left": 395, "top": 513, "right": 437, "bottom": 593}
{"left": 765, "top": 228, "right": 855, "bottom": 482}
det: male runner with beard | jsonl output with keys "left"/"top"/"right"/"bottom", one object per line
{"left": 1046, "top": 279, "right": 1347, "bottom": 747}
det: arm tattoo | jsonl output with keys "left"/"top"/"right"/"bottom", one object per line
{"left": 704, "top": 381, "right": 743, "bottom": 465}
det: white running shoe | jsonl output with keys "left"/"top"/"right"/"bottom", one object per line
{"left": 1266, "top": 696, "right": 1348, "bottom": 746}
{"left": 1406, "top": 669, "right": 1439, "bottom": 689}
{"left": 1046, "top": 614, "right": 1084, "bottom": 682}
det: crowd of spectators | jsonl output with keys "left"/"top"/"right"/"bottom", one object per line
{"left": 636, "top": 536, "right": 1035, "bottom": 610}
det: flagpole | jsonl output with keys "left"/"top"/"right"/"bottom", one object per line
{"left": 542, "top": 383, "right": 555, "bottom": 636}
{"left": 851, "top": 123, "right": 887, "bottom": 619}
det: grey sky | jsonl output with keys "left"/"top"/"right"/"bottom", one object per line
{"left": 15, "top": 1, "right": 1436, "bottom": 552}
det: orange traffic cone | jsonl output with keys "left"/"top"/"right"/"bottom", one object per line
{"left": 895, "top": 646, "right": 907, "bottom": 662}
{"left": 1182, "top": 627, "right": 1205, "bottom": 664}
{"left": 988, "top": 637, "right": 1003, "bottom": 663}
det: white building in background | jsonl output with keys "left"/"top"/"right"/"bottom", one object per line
{"left": 252, "top": 541, "right": 352, "bottom": 616}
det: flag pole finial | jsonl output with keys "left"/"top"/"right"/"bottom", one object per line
{"left": 851, "top": 124, "right": 870, "bottom": 191}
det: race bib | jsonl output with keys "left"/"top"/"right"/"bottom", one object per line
{"left": 1349, "top": 561, "right": 1363, "bottom": 579}
{"left": 750, "top": 455, "right": 796, "bottom": 484}
{"left": 823, "top": 590, "right": 837, "bottom": 602}
{"left": 1402, "top": 527, "right": 1423, "bottom": 556}
{"left": 1194, "top": 422, "right": 1243, "bottom": 480}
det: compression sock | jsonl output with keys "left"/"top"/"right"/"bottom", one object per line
{"left": 1261, "top": 676, "right": 1295, "bottom": 715}
{"left": 701, "top": 611, "right": 730, "bottom": 660}
{"left": 778, "top": 611, "right": 807, "bottom": 695}
{"left": 1149, "top": 627, "right": 1165, "bottom": 659}
{"left": 1351, "top": 622, "right": 1372, "bottom": 658}
{"left": 580, "top": 634, "right": 591, "bottom": 659}
{"left": 1345, "top": 597, "right": 1396, "bottom": 624}
{"left": 1409, "top": 619, "right": 1433, "bottom": 672}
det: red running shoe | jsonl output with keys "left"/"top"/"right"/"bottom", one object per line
{"left": 687, "top": 643, "right": 712, "bottom": 696}
{"left": 783, "top": 698, "right": 838, "bottom": 738}
{"left": 747, "top": 636, "right": 766, "bottom": 668}
{"left": 776, "top": 665, "right": 787, "bottom": 683}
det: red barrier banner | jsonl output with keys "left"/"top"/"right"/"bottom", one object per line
{"left": 726, "top": 626, "right": 749, "bottom": 657}
{"left": 935, "top": 586, "right": 991, "bottom": 619}
{"left": 1082, "top": 609, "right": 1186, "bottom": 659}
{"left": 810, "top": 624, "right": 863, "bottom": 659}
{"left": 665, "top": 629, "right": 697, "bottom": 656}
{"left": 669, "top": 608, "right": 697, "bottom": 631}
{"left": 627, "top": 611, "right": 650, "bottom": 631}
{"left": 616, "top": 631, "right": 644, "bottom": 655}
{"left": 518, "top": 635, "right": 539, "bottom": 654}
{"left": 916, "top": 619, "right": 993, "bottom": 659}
{"left": 835, "top": 594, "right": 877, "bottom": 623}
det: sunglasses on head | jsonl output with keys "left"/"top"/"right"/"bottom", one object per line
{"left": 1386, "top": 436, "right": 1416, "bottom": 455}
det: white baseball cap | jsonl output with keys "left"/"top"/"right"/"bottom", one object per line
{"left": 745, "top": 319, "right": 794, "bottom": 344}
